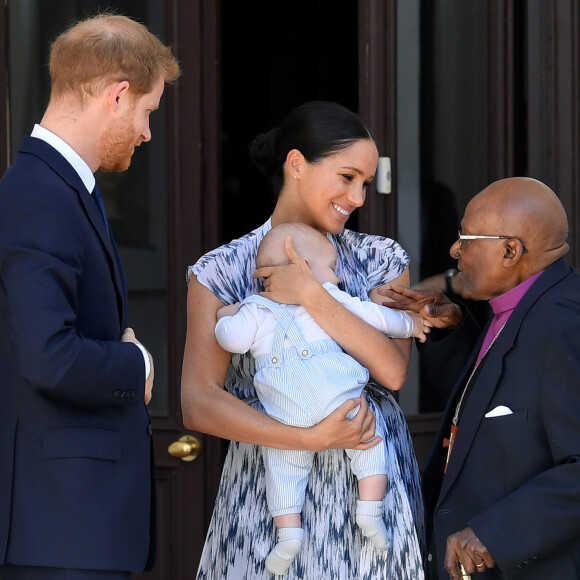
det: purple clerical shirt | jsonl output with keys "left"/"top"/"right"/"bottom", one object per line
{"left": 475, "top": 270, "right": 544, "bottom": 367}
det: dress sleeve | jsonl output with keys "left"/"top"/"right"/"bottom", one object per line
{"left": 187, "top": 222, "right": 269, "bottom": 304}
{"left": 362, "top": 233, "right": 410, "bottom": 288}
{"left": 334, "top": 229, "right": 410, "bottom": 299}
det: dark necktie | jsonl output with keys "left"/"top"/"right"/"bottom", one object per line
{"left": 92, "top": 184, "right": 110, "bottom": 235}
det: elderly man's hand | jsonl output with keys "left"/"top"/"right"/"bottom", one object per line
{"left": 444, "top": 527, "right": 495, "bottom": 578}
{"left": 378, "top": 284, "right": 464, "bottom": 329}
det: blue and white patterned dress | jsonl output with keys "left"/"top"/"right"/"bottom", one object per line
{"left": 189, "top": 218, "right": 425, "bottom": 580}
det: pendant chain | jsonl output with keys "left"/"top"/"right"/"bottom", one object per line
{"left": 452, "top": 321, "right": 507, "bottom": 426}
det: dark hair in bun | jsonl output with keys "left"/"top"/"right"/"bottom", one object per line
{"left": 249, "top": 101, "right": 374, "bottom": 194}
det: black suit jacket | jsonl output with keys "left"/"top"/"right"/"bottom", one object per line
{"left": 420, "top": 259, "right": 580, "bottom": 579}
{"left": 0, "top": 137, "right": 155, "bottom": 571}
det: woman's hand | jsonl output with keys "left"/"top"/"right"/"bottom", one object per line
{"left": 254, "top": 235, "right": 321, "bottom": 306}
{"left": 378, "top": 284, "right": 464, "bottom": 329}
{"left": 307, "top": 396, "right": 381, "bottom": 451}
{"left": 183, "top": 279, "right": 376, "bottom": 451}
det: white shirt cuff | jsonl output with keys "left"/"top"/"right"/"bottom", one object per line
{"left": 135, "top": 343, "right": 151, "bottom": 378}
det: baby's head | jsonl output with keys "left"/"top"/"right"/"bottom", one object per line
{"left": 257, "top": 222, "right": 339, "bottom": 286}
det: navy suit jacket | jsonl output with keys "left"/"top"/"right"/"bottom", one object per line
{"left": 0, "top": 137, "right": 155, "bottom": 572}
{"left": 420, "top": 259, "right": 580, "bottom": 579}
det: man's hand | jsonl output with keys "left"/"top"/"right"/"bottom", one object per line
{"left": 253, "top": 236, "right": 319, "bottom": 306}
{"left": 444, "top": 527, "right": 495, "bottom": 578}
{"left": 122, "top": 327, "right": 154, "bottom": 404}
{"left": 378, "top": 284, "right": 464, "bottom": 329}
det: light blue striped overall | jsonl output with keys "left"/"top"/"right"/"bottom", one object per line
{"left": 245, "top": 295, "right": 388, "bottom": 517}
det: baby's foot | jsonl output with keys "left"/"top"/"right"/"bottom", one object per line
{"left": 265, "top": 527, "right": 303, "bottom": 575}
{"left": 356, "top": 500, "right": 390, "bottom": 551}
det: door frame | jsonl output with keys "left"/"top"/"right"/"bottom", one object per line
{"left": 161, "top": 1, "right": 225, "bottom": 574}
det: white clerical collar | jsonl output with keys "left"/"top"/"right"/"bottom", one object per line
{"left": 31, "top": 124, "right": 95, "bottom": 193}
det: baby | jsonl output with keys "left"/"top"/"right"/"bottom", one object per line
{"left": 215, "top": 222, "right": 430, "bottom": 575}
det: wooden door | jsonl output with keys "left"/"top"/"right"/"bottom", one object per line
{"left": 149, "top": 1, "right": 409, "bottom": 574}
{"left": 167, "top": 1, "right": 373, "bottom": 575}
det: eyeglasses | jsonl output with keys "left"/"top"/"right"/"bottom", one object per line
{"left": 457, "top": 231, "right": 528, "bottom": 253}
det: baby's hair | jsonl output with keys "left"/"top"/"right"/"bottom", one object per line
{"left": 257, "top": 223, "right": 335, "bottom": 269}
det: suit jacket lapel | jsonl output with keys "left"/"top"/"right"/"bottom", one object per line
{"left": 78, "top": 188, "right": 127, "bottom": 327}
{"left": 108, "top": 230, "right": 129, "bottom": 329}
{"left": 439, "top": 337, "right": 514, "bottom": 499}
{"left": 437, "top": 258, "right": 572, "bottom": 502}
{"left": 20, "top": 137, "right": 127, "bottom": 328}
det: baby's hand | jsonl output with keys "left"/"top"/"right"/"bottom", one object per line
{"left": 409, "top": 311, "right": 433, "bottom": 343}
{"left": 217, "top": 302, "right": 241, "bottom": 320}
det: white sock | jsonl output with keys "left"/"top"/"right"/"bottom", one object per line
{"left": 265, "top": 527, "right": 304, "bottom": 576}
{"left": 356, "top": 500, "right": 390, "bottom": 551}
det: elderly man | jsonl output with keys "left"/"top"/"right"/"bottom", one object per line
{"left": 382, "top": 177, "right": 580, "bottom": 579}
{"left": 0, "top": 14, "right": 179, "bottom": 580}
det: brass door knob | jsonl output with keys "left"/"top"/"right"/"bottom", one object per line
{"left": 168, "top": 435, "right": 201, "bottom": 462}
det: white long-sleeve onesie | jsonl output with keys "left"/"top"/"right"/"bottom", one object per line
{"left": 215, "top": 282, "right": 414, "bottom": 358}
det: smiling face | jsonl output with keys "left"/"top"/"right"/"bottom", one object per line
{"left": 97, "top": 76, "right": 164, "bottom": 172}
{"left": 450, "top": 200, "right": 511, "bottom": 301}
{"left": 279, "top": 139, "right": 379, "bottom": 234}
{"left": 451, "top": 177, "right": 571, "bottom": 300}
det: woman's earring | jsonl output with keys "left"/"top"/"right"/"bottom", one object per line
{"left": 293, "top": 175, "right": 298, "bottom": 180}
